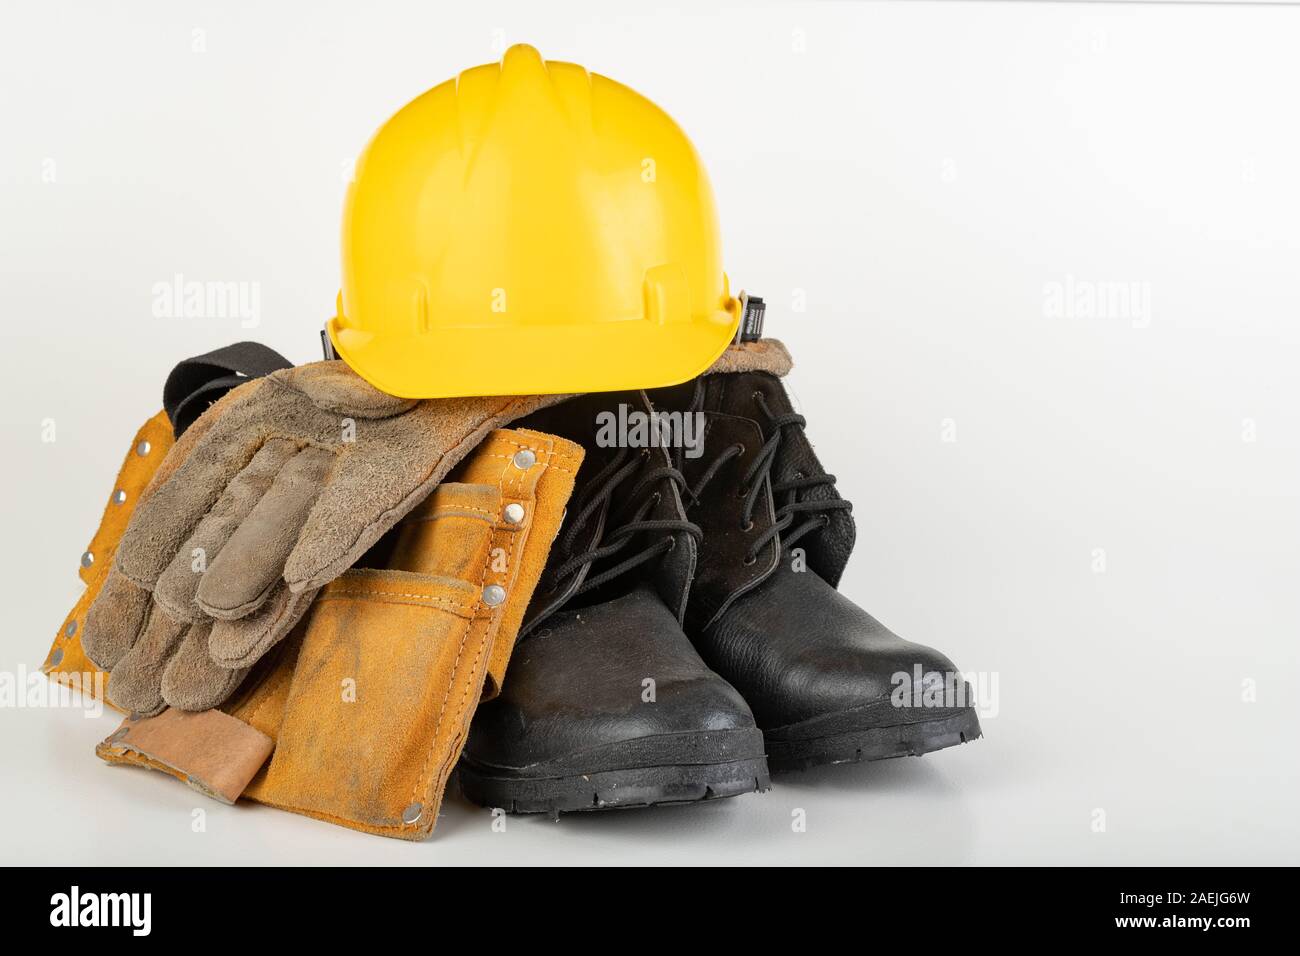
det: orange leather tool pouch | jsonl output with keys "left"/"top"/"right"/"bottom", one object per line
{"left": 52, "top": 420, "right": 581, "bottom": 840}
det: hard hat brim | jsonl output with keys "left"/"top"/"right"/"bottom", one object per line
{"left": 327, "top": 310, "right": 741, "bottom": 400}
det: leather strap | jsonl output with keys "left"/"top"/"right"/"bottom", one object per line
{"left": 163, "top": 341, "right": 293, "bottom": 437}
{"left": 98, "top": 709, "right": 274, "bottom": 804}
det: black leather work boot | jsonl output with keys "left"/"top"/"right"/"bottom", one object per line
{"left": 457, "top": 392, "right": 771, "bottom": 813}
{"left": 649, "top": 364, "right": 982, "bottom": 772}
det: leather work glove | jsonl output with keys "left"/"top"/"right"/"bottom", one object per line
{"left": 83, "top": 360, "right": 560, "bottom": 715}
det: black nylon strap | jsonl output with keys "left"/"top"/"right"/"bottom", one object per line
{"left": 163, "top": 341, "right": 294, "bottom": 437}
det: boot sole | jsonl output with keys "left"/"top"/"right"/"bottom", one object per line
{"left": 765, "top": 707, "right": 982, "bottom": 773}
{"left": 458, "top": 728, "right": 771, "bottom": 814}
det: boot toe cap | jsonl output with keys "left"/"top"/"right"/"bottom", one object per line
{"left": 700, "top": 565, "right": 974, "bottom": 731}
{"left": 464, "top": 586, "right": 760, "bottom": 775}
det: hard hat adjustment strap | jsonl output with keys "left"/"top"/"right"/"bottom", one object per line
{"left": 320, "top": 326, "right": 337, "bottom": 361}
{"left": 735, "top": 291, "right": 766, "bottom": 344}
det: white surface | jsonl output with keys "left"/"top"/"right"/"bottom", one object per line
{"left": 2, "top": 0, "right": 1298, "bottom": 865}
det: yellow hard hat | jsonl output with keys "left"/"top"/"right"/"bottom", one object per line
{"left": 329, "top": 44, "right": 742, "bottom": 399}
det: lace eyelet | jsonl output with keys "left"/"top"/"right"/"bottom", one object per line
{"left": 742, "top": 552, "right": 757, "bottom": 566}
{"left": 794, "top": 471, "right": 805, "bottom": 480}
{"left": 665, "top": 537, "right": 677, "bottom": 552}
{"left": 741, "top": 520, "right": 754, "bottom": 533}
{"left": 736, "top": 486, "right": 749, "bottom": 499}
{"left": 733, "top": 443, "right": 746, "bottom": 456}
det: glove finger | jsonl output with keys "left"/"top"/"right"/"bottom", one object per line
{"left": 159, "top": 621, "right": 248, "bottom": 712}
{"left": 208, "top": 584, "right": 315, "bottom": 669}
{"left": 196, "top": 445, "right": 335, "bottom": 619}
{"left": 83, "top": 566, "right": 153, "bottom": 670}
{"left": 152, "top": 438, "right": 299, "bottom": 617}
{"left": 282, "top": 436, "right": 466, "bottom": 592}
{"left": 105, "top": 606, "right": 189, "bottom": 716}
{"left": 114, "top": 383, "right": 269, "bottom": 589}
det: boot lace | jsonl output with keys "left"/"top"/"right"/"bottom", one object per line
{"left": 678, "top": 381, "right": 852, "bottom": 562}
{"left": 544, "top": 447, "right": 702, "bottom": 598}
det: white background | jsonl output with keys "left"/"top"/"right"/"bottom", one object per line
{"left": 3, "top": 0, "right": 1298, "bottom": 865}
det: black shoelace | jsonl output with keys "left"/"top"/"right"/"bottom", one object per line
{"left": 679, "top": 382, "right": 852, "bottom": 562}
{"left": 544, "top": 447, "right": 702, "bottom": 598}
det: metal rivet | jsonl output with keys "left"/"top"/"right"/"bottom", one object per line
{"left": 64, "top": 620, "right": 77, "bottom": 638}
{"left": 512, "top": 449, "right": 536, "bottom": 469}
{"left": 136, "top": 440, "right": 151, "bottom": 456}
{"left": 48, "top": 648, "right": 64, "bottom": 667}
{"left": 80, "top": 551, "right": 94, "bottom": 568}
{"left": 402, "top": 802, "right": 423, "bottom": 824}
{"left": 503, "top": 503, "right": 525, "bottom": 525}
{"left": 482, "top": 584, "right": 506, "bottom": 607}
{"left": 112, "top": 489, "right": 127, "bottom": 505}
